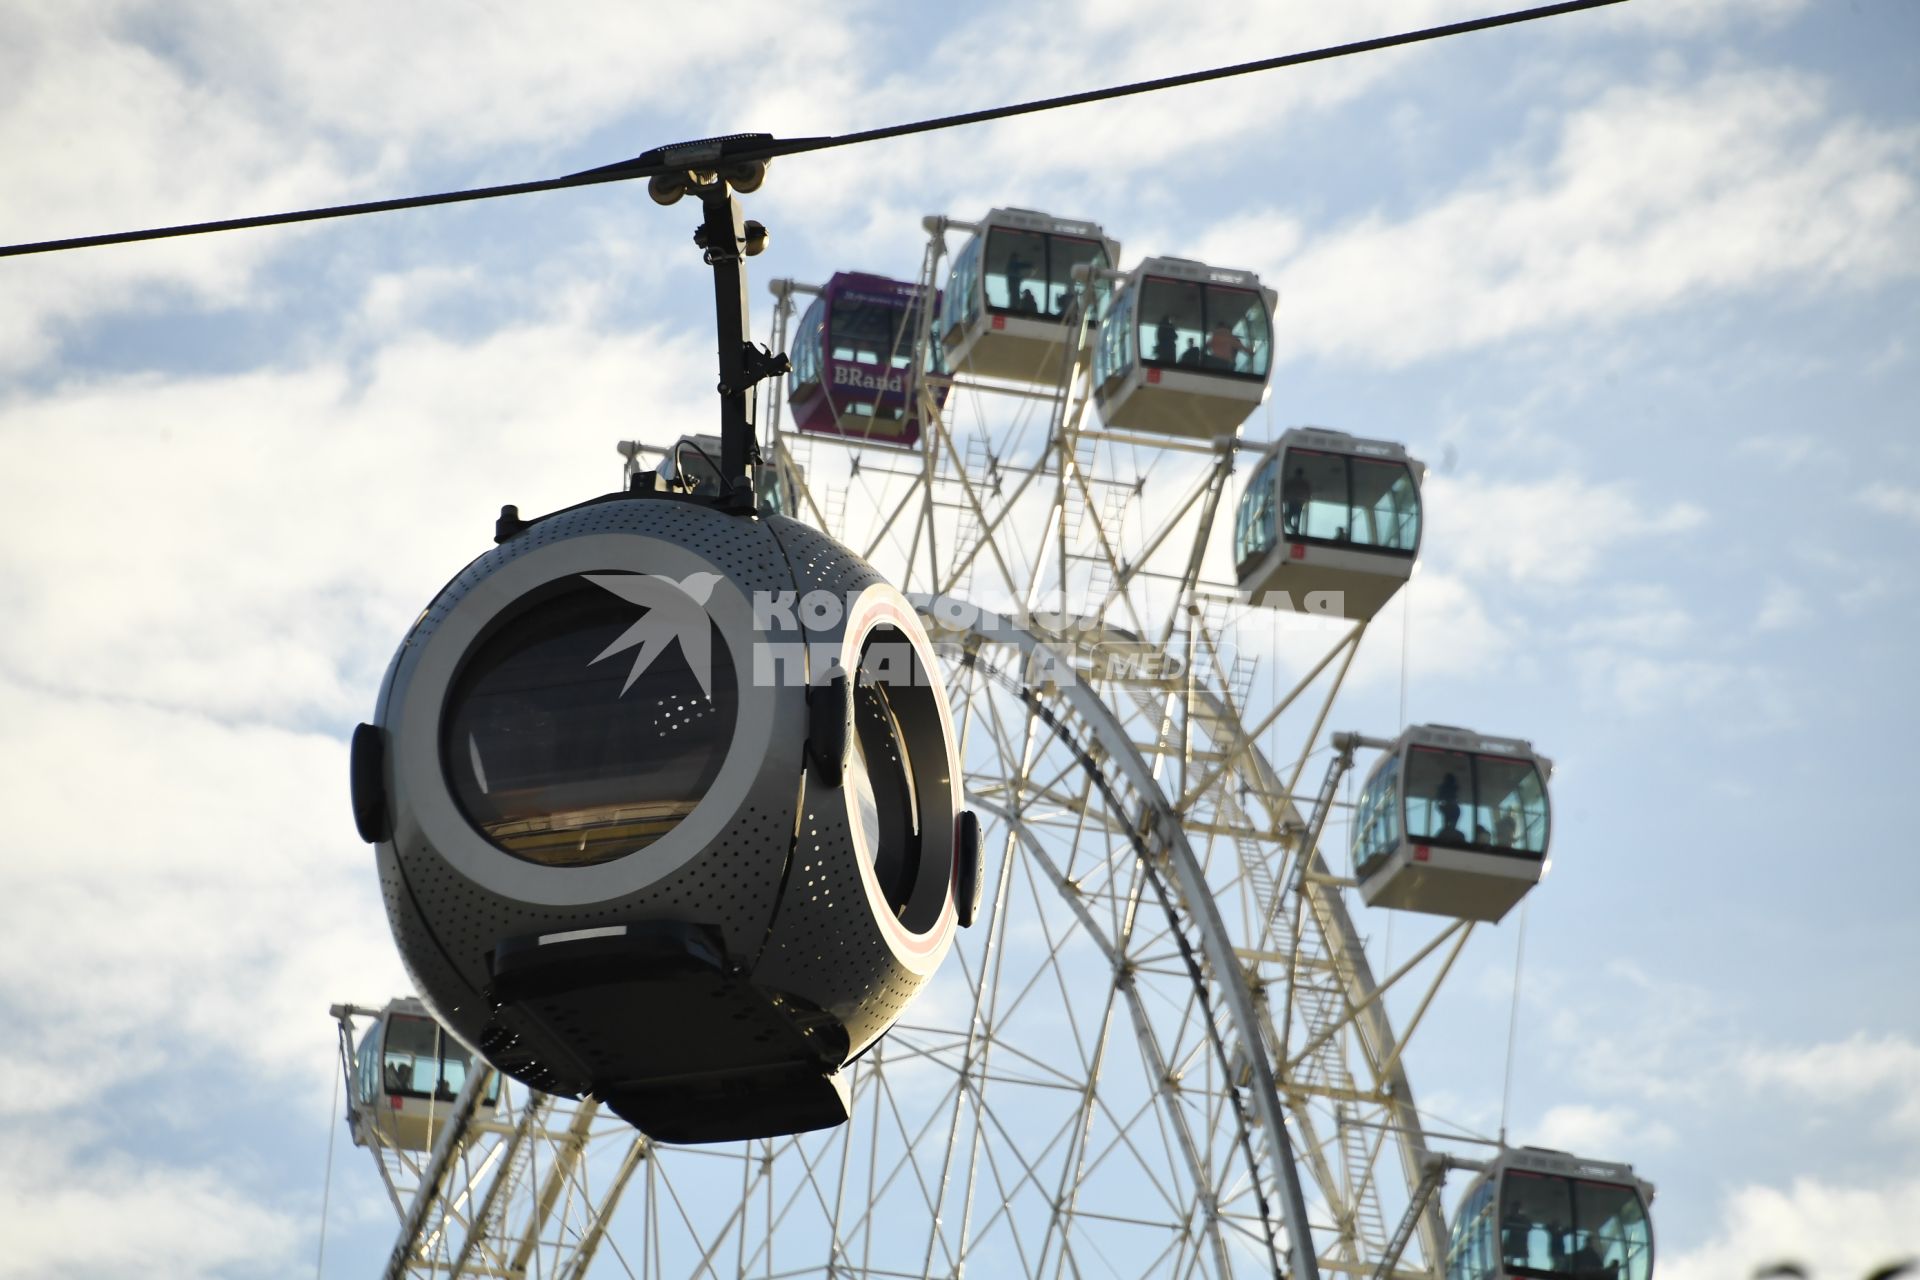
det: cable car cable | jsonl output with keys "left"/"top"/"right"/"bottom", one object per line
{"left": 1498, "top": 897, "right": 1531, "bottom": 1145}
{"left": 315, "top": 1050, "right": 340, "bottom": 1280}
{"left": 0, "top": 0, "right": 1626, "bottom": 261}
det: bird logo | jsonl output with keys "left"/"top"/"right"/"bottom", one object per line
{"left": 583, "top": 572, "right": 723, "bottom": 699}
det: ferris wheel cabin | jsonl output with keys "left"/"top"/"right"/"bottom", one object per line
{"left": 349, "top": 997, "right": 500, "bottom": 1152}
{"left": 939, "top": 208, "right": 1118, "bottom": 385}
{"left": 1092, "top": 256, "right": 1277, "bottom": 441}
{"left": 1351, "top": 724, "right": 1551, "bottom": 922}
{"left": 784, "top": 272, "right": 947, "bottom": 449}
{"left": 1447, "top": 1147, "right": 1655, "bottom": 1280}
{"left": 1234, "top": 427, "right": 1424, "bottom": 621}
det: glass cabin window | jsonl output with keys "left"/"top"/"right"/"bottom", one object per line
{"left": 983, "top": 229, "right": 1107, "bottom": 320}
{"left": 442, "top": 578, "right": 737, "bottom": 868}
{"left": 1448, "top": 1178, "right": 1499, "bottom": 1280}
{"left": 1349, "top": 456, "right": 1421, "bottom": 552}
{"left": 357, "top": 1023, "right": 382, "bottom": 1105}
{"left": 1279, "top": 448, "right": 1420, "bottom": 555}
{"left": 1138, "top": 278, "right": 1205, "bottom": 368}
{"left": 1499, "top": 1172, "right": 1651, "bottom": 1280}
{"left": 944, "top": 235, "right": 982, "bottom": 337}
{"left": 1353, "top": 755, "right": 1402, "bottom": 876}
{"left": 788, "top": 297, "right": 826, "bottom": 395}
{"left": 1403, "top": 746, "right": 1548, "bottom": 856}
{"left": 1234, "top": 454, "right": 1280, "bottom": 568}
{"left": 1095, "top": 286, "right": 1136, "bottom": 388}
{"left": 1135, "top": 278, "right": 1269, "bottom": 376}
{"left": 829, "top": 293, "right": 925, "bottom": 371}
{"left": 985, "top": 229, "right": 1048, "bottom": 314}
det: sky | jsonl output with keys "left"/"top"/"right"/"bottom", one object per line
{"left": 1, "top": 0, "right": 1916, "bottom": 1276}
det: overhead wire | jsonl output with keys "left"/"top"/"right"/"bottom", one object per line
{"left": 0, "top": 0, "right": 1627, "bottom": 261}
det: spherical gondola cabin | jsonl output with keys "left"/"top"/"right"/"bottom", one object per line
{"left": 1092, "top": 256, "right": 1277, "bottom": 441}
{"left": 1234, "top": 426, "right": 1425, "bottom": 622}
{"left": 938, "top": 207, "right": 1118, "bottom": 385}
{"left": 350, "top": 482, "right": 982, "bottom": 1144}
{"left": 1350, "top": 724, "right": 1551, "bottom": 923}
{"left": 1446, "top": 1147, "right": 1655, "bottom": 1280}
{"left": 782, "top": 272, "right": 947, "bottom": 449}
{"left": 348, "top": 997, "right": 500, "bottom": 1153}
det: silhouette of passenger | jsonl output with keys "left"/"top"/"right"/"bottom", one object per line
{"left": 1436, "top": 771, "right": 1464, "bottom": 841}
{"left": 1281, "top": 466, "right": 1311, "bottom": 536}
{"left": 1155, "top": 315, "right": 1178, "bottom": 364}
{"left": 1178, "top": 337, "right": 1203, "bottom": 368}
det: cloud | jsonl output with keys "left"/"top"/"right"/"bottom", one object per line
{"left": 1605, "top": 0, "right": 1808, "bottom": 35}
{"left": 1660, "top": 1176, "right": 1920, "bottom": 1280}
{"left": 1741, "top": 1032, "right": 1920, "bottom": 1136}
{"left": 1861, "top": 483, "right": 1920, "bottom": 525}
{"left": 1529, "top": 1102, "right": 1674, "bottom": 1154}
{"left": 0, "top": 311, "right": 713, "bottom": 724}
{"left": 1425, "top": 472, "right": 1705, "bottom": 588}
{"left": 1264, "top": 65, "right": 1920, "bottom": 367}
{"left": 1756, "top": 581, "right": 1809, "bottom": 631}
{"left": 0, "top": 1131, "right": 303, "bottom": 1280}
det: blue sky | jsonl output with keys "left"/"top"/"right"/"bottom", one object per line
{"left": 1, "top": 1, "right": 1916, "bottom": 1276}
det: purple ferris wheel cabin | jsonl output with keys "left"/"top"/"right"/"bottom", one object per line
{"left": 785, "top": 272, "right": 948, "bottom": 449}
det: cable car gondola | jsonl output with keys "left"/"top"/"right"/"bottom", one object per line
{"left": 780, "top": 272, "right": 947, "bottom": 448}
{"left": 349, "top": 176, "right": 982, "bottom": 1146}
{"left": 1234, "top": 426, "right": 1424, "bottom": 620}
{"left": 1447, "top": 1147, "right": 1655, "bottom": 1280}
{"left": 1350, "top": 724, "right": 1551, "bottom": 922}
{"left": 937, "top": 207, "right": 1118, "bottom": 385}
{"left": 1092, "top": 256, "right": 1277, "bottom": 441}
{"left": 347, "top": 997, "right": 500, "bottom": 1153}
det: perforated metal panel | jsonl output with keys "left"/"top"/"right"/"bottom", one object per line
{"left": 377, "top": 497, "right": 807, "bottom": 1070}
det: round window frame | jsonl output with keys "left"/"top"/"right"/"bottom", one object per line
{"left": 387, "top": 531, "right": 781, "bottom": 909}
{"left": 836, "top": 587, "right": 960, "bottom": 968}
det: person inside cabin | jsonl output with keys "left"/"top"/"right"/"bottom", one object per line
{"left": 1005, "top": 252, "right": 1035, "bottom": 308}
{"left": 1570, "top": 1236, "right": 1613, "bottom": 1279}
{"left": 1281, "top": 466, "right": 1311, "bottom": 535}
{"left": 1178, "top": 337, "right": 1203, "bottom": 368}
{"left": 1016, "top": 285, "right": 1040, "bottom": 314}
{"left": 1155, "top": 315, "right": 1178, "bottom": 364}
{"left": 1435, "top": 772, "right": 1464, "bottom": 842}
{"left": 1495, "top": 813, "right": 1518, "bottom": 848}
{"left": 1207, "top": 321, "right": 1251, "bottom": 370}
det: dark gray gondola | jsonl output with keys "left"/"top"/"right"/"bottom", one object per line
{"left": 1235, "top": 426, "right": 1424, "bottom": 622}
{"left": 1092, "top": 255, "right": 1277, "bottom": 441}
{"left": 348, "top": 997, "right": 500, "bottom": 1153}
{"left": 939, "top": 207, "right": 1119, "bottom": 385}
{"left": 1351, "top": 724, "right": 1552, "bottom": 922}
{"left": 352, "top": 486, "right": 979, "bottom": 1144}
{"left": 1447, "top": 1147, "right": 1655, "bottom": 1280}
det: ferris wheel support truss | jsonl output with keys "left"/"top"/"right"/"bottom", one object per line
{"left": 346, "top": 211, "right": 1490, "bottom": 1280}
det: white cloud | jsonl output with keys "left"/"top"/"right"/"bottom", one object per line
{"left": 0, "top": 1130, "right": 304, "bottom": 1279}
{"left": 0, "top": 311, "right": 712, "bottom": 723}
{"left": 1426, "top": 472, "right": 1705, "bottom": 587}
{"left": 1264, "top": 66, "right": 1920, "bottom": 367}
{"left": 1660, "top": 1176, "right": 1920, "bottom": 1280}
{"left": 1529, "top": 1102, "right": 1674, "bottom": 1154}
{"left": 1606, "top": 0, "right": 1808, "bottom": 35}
{"left": 1756, "top": 580, "right": 1809, "bottom": 631}
{"left": 1861, "top": 483, "right": 1920, "bottom": 524}
{"left": 1741, "top": 1032, "right": 1920, "bottom": 1136}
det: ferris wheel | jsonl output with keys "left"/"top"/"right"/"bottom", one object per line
{"left": 323, "top": 197, "right": 1555, "bottom": 1280}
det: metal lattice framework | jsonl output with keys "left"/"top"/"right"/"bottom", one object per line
{"left": 337, "top": 217, "right": 1490, "bottom": 1279}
